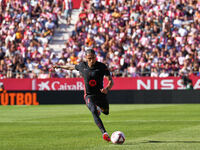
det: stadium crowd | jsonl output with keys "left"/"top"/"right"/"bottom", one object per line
{"left": 0, "top": 0, "right": 200, "bottom": 78}
{"left": 0, "top": 0, "right": 73, "bottom": 78}
{"left": 64, "top": 0, "right": 200, "bottom": 78}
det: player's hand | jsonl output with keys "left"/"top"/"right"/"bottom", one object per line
{"left": 100, "top": 88, "right": 108, "bottom": 94}
{"left": 53, "top": 64, "right": 60, "bottom": 69}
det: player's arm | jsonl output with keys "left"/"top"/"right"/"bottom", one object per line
{"left": 101, "top": 75, "right": 114, "bottom": 94}
{"left": 53, "top": 64, "right": 75, "bottom": 70}
{"left": 105, "top": 75, "right": 114, "bottom": 91}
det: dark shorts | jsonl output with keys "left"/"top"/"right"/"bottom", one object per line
{"left": 85, "top": 94, "right": 109, "bottom": 115}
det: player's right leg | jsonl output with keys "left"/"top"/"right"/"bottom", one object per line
{"left": 96, "top": 105, "right": 102, "bottom": 116}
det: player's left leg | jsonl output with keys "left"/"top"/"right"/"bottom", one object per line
{"left": 101, "top": 102, "right": 109, "bottom": 115}
{"left": 96, "top": 95, "right": 109, "bottom": 115}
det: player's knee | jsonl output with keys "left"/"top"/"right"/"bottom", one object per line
{"left": 104, "top": 112, "right": 109, "bottom": 115}
{"left": 103, "top": 110, "right": 109, "bottom": 115}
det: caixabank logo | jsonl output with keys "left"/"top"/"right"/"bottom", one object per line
{"left": 0, "top": 90, "right": 39, "bottom": 105}
{"left": 37, "top": 80, "right": 84, "bottom": 90}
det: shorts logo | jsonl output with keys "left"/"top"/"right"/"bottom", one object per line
{"left": 89, "top": 80, "right": 97, "bottom": 87}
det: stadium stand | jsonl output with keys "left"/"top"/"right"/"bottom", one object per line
{"left": 0, "top": 0, "right": 200, "bottom": 78}
{"left": 0, "top": 0, "right": 62, "bottom": 78}
{"left": 63, "top": 0, "right": 200, "bottom": 77}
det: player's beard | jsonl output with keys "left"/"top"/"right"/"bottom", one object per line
{"left": 88, "top": 61, "right": 96, "bottom": 68}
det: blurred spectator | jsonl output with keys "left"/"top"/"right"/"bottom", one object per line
{"left": 0, "top": 82, "right": 4, "bottom": 91}
{"left": 181, "top": 75, "right": 194, "bottom": 89}
{"left": 150, "top": 68, "right": 159, "bottom": 77}
{"left": 159, "top": 69, "right": 169, "bottom": 77}
{"left": 63, "top": 0, "right": 73, "bottom": 25}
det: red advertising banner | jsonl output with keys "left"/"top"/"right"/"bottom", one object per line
{"left": 1, "top": 77, "right": 200, "bottom": 91}
{"left": 72, "top": 0, "right": 82, "bottom": 9}
{"left": 0, "top": 79, "right": 33, "bottom": 90}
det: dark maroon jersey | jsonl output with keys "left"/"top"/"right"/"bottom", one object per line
{"left": 75, "top": 61, "right": 110, "bottom": 95}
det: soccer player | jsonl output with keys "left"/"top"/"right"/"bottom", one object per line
{"left": 54, "top": 49, "right": 114, "bottom": 142}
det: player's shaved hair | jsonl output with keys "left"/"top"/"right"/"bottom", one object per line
{"left": 85, "top": 49, "right": 96, "bottom": 56}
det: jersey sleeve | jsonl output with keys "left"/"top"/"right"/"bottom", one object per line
{"left": 103, "top": 64, "right": 110, "bottom": 76}
{"left": 75, "top": 62, "right": 84, "bottom": 72}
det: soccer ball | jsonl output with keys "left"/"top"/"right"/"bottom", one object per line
{"left": 111, "top": 131, "right": 125, "bottom": 144}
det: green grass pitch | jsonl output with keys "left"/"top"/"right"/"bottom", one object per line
{"left": 0, "top": 104, "right": 200, "bottom": 150}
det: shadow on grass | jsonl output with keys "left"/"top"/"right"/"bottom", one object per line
{"left": 144, "top": 140, "right": 200, "bottom": 144}
{"left": 124, "top": 140, "right": 200, "bottom": 145}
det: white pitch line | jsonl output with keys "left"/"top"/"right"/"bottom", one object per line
{"left": 0, "top": 120, "right": 200, "bottom": 123}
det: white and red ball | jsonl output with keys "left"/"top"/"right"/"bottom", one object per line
{"left": 111, "top": 131, "right": 125, "bottom": 144}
